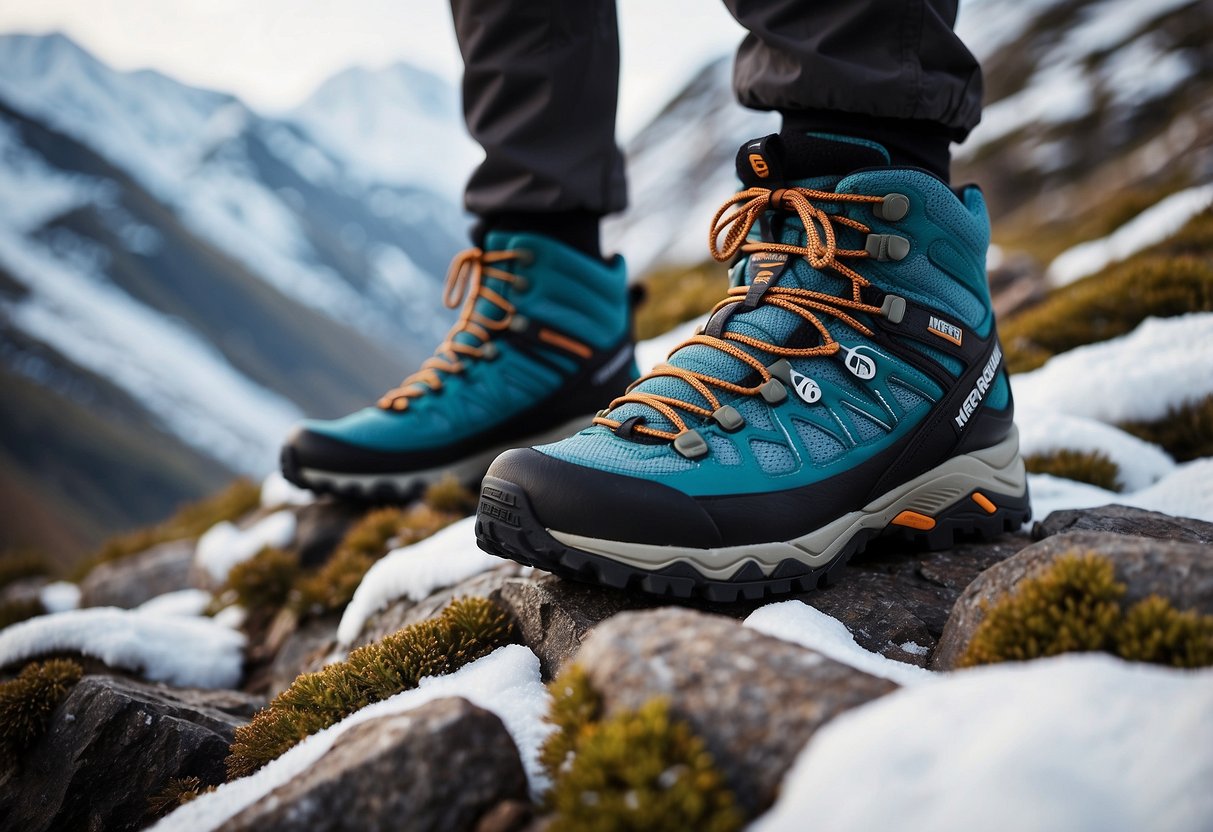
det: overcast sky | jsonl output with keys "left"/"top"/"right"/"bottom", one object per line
{"left": 0, "top": 0, "right": 747, "bottom": 138}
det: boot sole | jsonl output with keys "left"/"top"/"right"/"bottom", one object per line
{"left": 282, "top": 414, "right": 598, "bottom": 502}
{"left": 475, "top": 429, "right": 1031, "bottom": 602}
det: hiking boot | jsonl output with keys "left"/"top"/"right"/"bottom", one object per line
{"left": 281, "top": 232, "right": 638, "bottom": 499}
{"left": 476, "top": 132, "right": 1031, "bottom": 601}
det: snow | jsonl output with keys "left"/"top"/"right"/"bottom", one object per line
{"left": 1047, "top": 185, "right": 1213, "bottom": 286}
{"left": 337, "top": 517, "right": 505, "bottom": 645}
{"left": 1027, "top": 461, "right": 1213, "bottom": 525}
{"left": 1016, "top": 407, "right": 1175, "bottom": 491}
{"left": 0, "top": 119, "right": 97, "bottom": 233}
{"left": 744, "top": 601, "right": 932, "bottom": 687}
{"left": 152, "top": 645, "right": 552, "bottom": 832}
{"left": 1012, "top": 313, "right": 1213, "bottom": 424}
{"left": 136, "top": 589, "right": 212, "bottom": 617}
{"left": 38, "top": 581, "right": 81, "bottom": 614}
{"left": 212, "top": 604, "right": 248, "bottom": 630}
{"left": 195, "top": 510, "right": 297, "bottom": 583}
{"left": 0, "top": 607, "right": 245, "bottom": 688}
{"left": 751, "top": 654, "right": 1213, "bottom": 832}
{"left": 259, "top": 470, "right": 315, "bottom": 509}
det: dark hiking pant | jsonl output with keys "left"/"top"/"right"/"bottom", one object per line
{"left": 449, "top": 0, "right": 982, "bottom": 228}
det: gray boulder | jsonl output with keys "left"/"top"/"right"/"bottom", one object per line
{"left": 79, "top": 539, "right": 196, "bottom": 609}
{"left": 1033, "top": 505, "right": 1213, "bottom": 545}
{"left": 933, "top": 531, "right": 1213, "bottom": 669}
{"left": 221, "top": 697, "right": 528, "bottom": 832}
{"left": 576, "top": 607, "right": 896, "bottom": 817}
{"left": 0, "top": 675, "right": 262, "bottom": 832}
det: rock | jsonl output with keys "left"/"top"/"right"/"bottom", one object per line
{"left": 473, "top": 800, "right": 534, "bottom": 832}
{"left": 0, "top": 576, "right": 49, "bottom": 608}
{"left": 1033, "top": 505, "right": 1213, "bottom": 545}
{"left": 221, "top": 698, "right": 528, "bottom": 832}
{"left": 78, "top": 539, "right": 196, "bottom": 609}
{"left": 576, "top": 608, "right": 896, "bottom": 817}
{"left": 491, "top": 574, "right": 659, "bottom": 679}
{"left": 257, "top": 614, "right": 342, "bottom": 696}
{"left": 933, "top": 531, "right": 1213, "bottom": 670}
{"left": 0, "top": 675, "right": 262, "bottom": 832}
{"left": 291, "top": 499, "right": 367, "bottom": 568}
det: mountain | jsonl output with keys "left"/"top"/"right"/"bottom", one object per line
{"left": 0, "top": 34, "right": 471, "bottom": 563}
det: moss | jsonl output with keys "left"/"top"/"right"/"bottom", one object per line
{"left": 0, "top": 597, "right": 45, "bottom": 630}
{"left": 544, "top": 691, "right": 743, "bottom": 832}
{"left": 634, "top": 263, "right": 725, "bottom": 342}
{"left": 226, "top": 597, "right": 515, "bottom": 779}
{"left": 1002, "top": 255, "right": 1213, "bottom": 373}
{"left": 73, "top": 478, "right": 261, "bottom": 580}
{"left": 539, "top": 665, "right": 603, "bottom": 782}
{"left": 1024, "top": 449, "right": 1122, "bottom": 492}
{"left": 423, "top": 474, "right": 478, "bottom": 514}
{"left": 146, "top": 776, "right": 216, "bottom": 819}
{"left": 961, "top": 553, "right": 1213, "bottom": 669}
{"left": 0, "top": 551, "right": 53, "bottom": 590}
{"left": 1117, "top": 596, "right": 1213, "bottom": 668}
{"left": 0, "top": 659, "right": 83, "bottom": 763}
{"left": 1119, "top": 394, "right": 1213, "bottom": 462}
{"left": 292, "top": 546, "right": 375, "bottom": 618}
{"left": 226, "top": 547, "right": 300, "bottom": 613}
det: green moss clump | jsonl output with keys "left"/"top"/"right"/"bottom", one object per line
{"left": 1002, "top": 255, "right": 1213, "bottom": 374}
{"left": 0, "top": 551, "right": 52, "bottom": 590}
{"left": 73, "top": 478, "right": 261, "bottom": 580}
{"left": 0, "top": 597, "right": 45, "bottom": 630}
{"left": 146, "top": 776, "right": 216, "bottom": 819}
{"left": 226, "top": 547, "right": 300, "bottom": 613}
{"left": 291, "top": 546, "right": 375, "bottom": 618}
{"left": 1024, "top": 449, "right": 1122, "bottom": 492}
{"left": 1120, "top": 394, "right": 1213, "bottom": 462}
{"left": 0, "top": 659, "right": 83, "bottom": 762}
{"left": 962, "top": 553, "right": 1213, "bottom": 669}
{"left": 423, "top": 474, "right": 478, "bottom": 514}
{"left": 540, "top": 665, "right": 603, "bottom": 782}
{"left": 544, "top": 689, "right": 743, "bottom": 832}
{"left": 634, "top": 263, "right": 725, "bottom": 342}
{"left": 226, "top": 597, "right": 515, "bottom": 779}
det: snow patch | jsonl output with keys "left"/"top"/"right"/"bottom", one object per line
{"left": 751, "top": 654, "right": 1213, "bottom": 832}
{"left": 0, "top": 607, "right": 245, "bottom": 688}
{"left": 337, "top": 517, "right": 505, "bottom": 646}
{"left": 259, "top": 470, "right": 315, "bottom": 509}
{"left": 1016, "top": 407, "right": 1175, "bottom": 491}
{"left": 195, "top": 510, "right": 297, "bottom": 583}
{"left": 136, "top": 589, "right": 212, "bottom": 618}
{"left": 744, "top": 601, "right": 932, "bottom": 687}
{"left": 153, "top": 645, "right": 552, "bottom": 832}
{"left": 1027, "top": 461, "right": 1213, "bottom": 525}
{"left": 1047, "top": 185, "right": 1213, "bottom": 286}
{"left": 38, "top": 581, "right": 80, "bottom": 614}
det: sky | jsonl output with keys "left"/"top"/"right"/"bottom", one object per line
{"left": 0, "top": 0, "right": 747, "bottom": 139}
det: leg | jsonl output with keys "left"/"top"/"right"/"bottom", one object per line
{"left": 451, "top": 0, "right": 627, "bottom": 257}
{"left": 723, "top": 0, "right": 982, "bottom": 180}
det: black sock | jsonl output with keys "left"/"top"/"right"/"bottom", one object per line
{"left": 473, "top": 209, "right": 603, "bottom": 260}
{"left": 781, "top": 109, "right": 956, "bottom": 183}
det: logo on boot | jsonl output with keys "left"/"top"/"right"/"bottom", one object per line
{"left": 954, "top": 344, "right": 1003, "bottom": 430}
{"left": 927, "top": 315, "right": 964, "bottom": 346}
{"left": 748, "top": 153, "right": 770, "bottom": 179}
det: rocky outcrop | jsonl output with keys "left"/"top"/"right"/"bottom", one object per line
{"left": 221, "top": 698, "right": 528, "bottom": 832}
{"left": 78, "top": 539, "right": 196, "bottom": 609}
{"left": 291, "top": 499, "right": 367, "bottom": 568}
{"left": 932, "top": 531, "right": 1213, "bottom": 669}
{"left": 575, "top": 607, "right": 897, "bottom": 817}
{"left": 0, "top": 675, "right": 262, "bottom": 832}
{"left": 1033, "top": 505, "right": 1213, "bottom": 545}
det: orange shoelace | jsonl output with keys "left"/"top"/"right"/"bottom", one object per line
{"left": 593, "top": 186, "right": 888, "bottom": 441}
{"left": 378, "top": 248, "right": 526, "bottom": 410}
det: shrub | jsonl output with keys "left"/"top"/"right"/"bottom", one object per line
{"left": 226, "top": 547, "right": 300, "bottom": 613}
{"left": 226, "top": 597, "right": 515, "bottom": 779}
{"left": 1119, "top": 394, "right": 1213, "bottom": 462}
{"left": 146, "top": 776, "right": 216, "bottom": 819}
{"left": 423, "top": 474, "right": 478, "bottom": 514}
{"left": 961, "top": 553, "right": 1213, "bottom": 668}
{"left": 1024, "top": 449, "right": 1122, "bottom": 491}
{"left": 634, "top": 263, "right": 725, "bottom": 341}
{"left": 0, "top": 659, "right": 83, "bottom": 762}
{"left": 541, "top": 665, "right": 743, "bottom": 832}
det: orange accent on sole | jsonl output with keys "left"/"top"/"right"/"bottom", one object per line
{"left": 538, "top": 328, "right": 593, "bottom": 359}
{"left": 971, "top": 492, "right": 998, "bottom": 514}
{"left": 891, "top": 510, "right": 936, "bottom": 531}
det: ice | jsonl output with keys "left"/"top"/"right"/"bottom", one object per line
{"left": 136, "top": 589, "right": 213, "bottom": 618}
{"left": 1016, "top": 407, "right": 1175, "bottom": 491}
{"left": 0, "top": 607, "right": 245, "bottom": 688}
{"left": 1047, "top": 185, "right": 1213, "bottom": 286}
{"left": 744, "top": 601, "right": 933, "bottom": 687}
{"left": 259, "top": 470, "right": 315, "bottom": 509}
{"left": 337, "top": 517, "right": 505, "bottom": 646}
{"left": 38, "top": 581, "right": 81, "bottom": 614}
{"left": 194, "top": 510, "right": 297, "bottom": 583}
{"left": 1012, "top": 313, "right": 1213, "bottom": 424}
{"left": 751, "top": 654, "right": 1213, "bottom": 832}
{"left": 152, "top": 645, "right": 552, "bottom": 832}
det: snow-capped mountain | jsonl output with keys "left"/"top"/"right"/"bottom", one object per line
{"left": 0, "top": 33, "right": 471, "bottom": 557}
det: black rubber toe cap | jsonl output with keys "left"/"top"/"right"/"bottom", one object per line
{"left": 485, "top": 448, "right": 726, "bottom": 548}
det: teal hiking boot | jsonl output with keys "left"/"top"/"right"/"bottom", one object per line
{"left": 476, "top": 132, "right": 1031, "bottom": 601}
{"left": 281, "top": 232, "right": 638, "bottom": 499}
